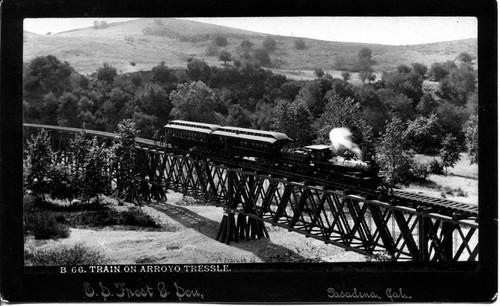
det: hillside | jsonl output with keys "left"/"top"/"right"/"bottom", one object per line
{"left": 23, "top": 18, "right": 477, "bottom": 76}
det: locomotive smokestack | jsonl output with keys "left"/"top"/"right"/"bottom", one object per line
{"left": 329, "top": 128, "right": 362, "bottom": 159}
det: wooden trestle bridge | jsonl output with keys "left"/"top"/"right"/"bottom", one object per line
{"left": 23, "top": 124, "right": 479, "bottom": 262}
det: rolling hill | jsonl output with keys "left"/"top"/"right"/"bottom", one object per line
{"left": 23, "top": 18, "right": 477, "bottom": 78}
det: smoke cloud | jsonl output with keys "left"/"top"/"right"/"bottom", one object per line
{"left": 329, "top": 128, "right": 362, "bottom": 158}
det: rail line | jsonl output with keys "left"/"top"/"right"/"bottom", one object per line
{"left": 24, "top": 123, "right": 479, "bottom": 261}
{"left": 23, "top": 123, "right": 478, "bottom": 220}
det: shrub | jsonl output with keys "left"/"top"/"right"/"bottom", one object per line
{"left": 263, "top": 36, "right": 277, "bottom": 52}
{"left": 212, "top": 33, "right": 228, "bottom": 47}
{"left": 25, "top": 243, "right": 107, "bottom": 266}
{"left": 96, "top": 63, "right": 117, "bottom": 83}
{"left": 205, "top": 43, "right": 219, "bottom": 56}
{"left": 410, "top": 161, "right": 429, "bottom": 182}
{"left": 314, "top": 67, "right": 325, "bottom": 78}
{"left": 25, "top": 129, "right": 54, "bottom": 200}
{"left": 294, "top": 38, "right": 306, "bottom": 50}
{"left": 68, "top": 207, "right": 160, "bottom": 228}
{"left": 428, "top": 159, "right": 444, "bottom": 174}
{"left": 341, "top": 71, "right": 351, "bottom": 81}
{"left": 48, "top": 162, "right": 78, "bottom": 204}
{"left": 25, "top": 210, "right": 70, "bottom": 239}
{"left": 124, "top": 36, "right": 134, "bottom": 44}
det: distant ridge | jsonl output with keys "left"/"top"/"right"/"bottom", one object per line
{"left": 23, "top": 18, "right": 477, "bottom": 76}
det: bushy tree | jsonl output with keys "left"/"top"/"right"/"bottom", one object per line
{"left": 404, "top": 114, "right": 443, "bottom": 154}
{"left": 382, "top": 70, "right": 424, "bottom": 103}
{"left": 96, "top": 63, "right": 117, "bottom": 83}
{"left": 411, "top": 62, "right": 428, "bottom": 78}
{"left": 376, "top": 117, "right": 415, "bottom": 186}
{"left": 313, "top": 92, "right": 372, "bottom": 144}
{"left": 152, "top": 61, "right": 174, "bottom": 84}
{"left": 186, "top": 58, "right": 211, "bottom": 82}
{"left": 212, "top": 33, "right": 228, "bottom": 47}
{"left": 297, "top": 81, "right": 324, "bottom": 117}
{"left": 25, "top": 130, "right": 54, "bottom": 201}
{"left": 111, "top": 120, "right": 138, "bottom": 200}
{"left": 358, "top": 47, "right": 372, "bottom": 61}
{"left": 341, "top": 71, "right": 351, "bottom": 81}
{"left": 23, "top": 55, "right": 74, "bottom": 99}
{"left": 396, "top": 65, "right": 412, "bottom": 73}
{"left": 218, "top": 50, "right": 232, "bottom": 65}
{"left": 263, "top": 36, "right": 277, "bottom": 52}
{"left": 253, "top": 48, "right": 272, "bottom": 67}
{"left": 428, "top": 61, "right": 457, "bottom": 81}
{"left": 169, "top": 81, "right": 223, "bottom": 124}
{"left": 437, "top": 63, "right": 477, "bottom": 106}
{"left": 314, "top": 67, "right": 325, "bottom": 78}
{"left": 457, "top": 52, "right": 474, "bottom": 63}
{"left": 377, "top": 89, "right": 415, "bottom": 122}
{"left": 463, "top": 115, "right": 478, "bottom": 164}
{"left": 440, "top": 133, "right": 461, "bottom": 173}
{"left": 57, "top": 92, "right": 79, "bottom": 127}
{"left": 41, "top": 92, "right": 59, "bottom": 125}
{"left": 294, "top": 38, "right": 306, "bottom": 50}
{"left": 240, "top": 39, "right": 253, "bottom": 52}
{"left": 272, "top": 98, "right": 314, "bottom": 146}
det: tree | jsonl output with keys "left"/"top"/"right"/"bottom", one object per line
{"left": 218, "top": 50, "right": 232, "bottom": 65}
{"left": 23, "top": 55, "right": 74, "bottom": 98}
{"left": 440, "top": 133, "right": 461, "bottom": 173}
{"left": 57, "top": 92, "right": 79, "bottom": 127}
{"left": 96, "top": 63, "right": 117, "bottom": 83}
{"left": 297, "top": 81, "right": 324, "bottom": 117}
{"left": 212, "top": 33, "right": 228, "bottom": 47}
{"left": 358, "top": 47, "right": 372, "bottom": 61}
{"left": 378, "top": 89, "right": 415, "bottom": 122}
{"left": 263, "top": 36, "right": 277, "bottom": 52}
{"left": 186, "top": 58, "right": 211, "bottom": 82}
{"left": 314, "top": 67, "right": 325, "bottom": 78}
{"left": 376, "top": 117, "right": 415, "bottom": 186}
{"left": 253, "top": 48, "right": 272, "bottom": 67}
{"left": 25, "top": 129, "right": 54, "bottom": 201}
{"left": 382, "top": 69, "right": 424, "bottom": 103}
{"left": 240, "top": 39, "right": 253, "bottom": 52}
{"left": 411, "top": 62, "right": 428, "bottom": 78}
{"left": 463, "top": 115, "right": 478, "bottom": 164}
{"left": 152, "top": 61, "right": 174, "bottom": 83}
{"left": 111, "top": 120, "right": 139, "bottom": 201}
{"left": 404, "top": 114, "right": 443, "bottom": 154}
{"left": 341, "top": 71, "right": 351, "bottom": 81}
{"left": 437, "top": 63, "right": 477, "bottom": 106}
{"left": 313, "top": 92, "right": 372, "bottom": 144}
{"left": 294, "top": 38, "right": 306, "bottom": 50}
{"left": 169, "top": 81, "right": 223, "bottom": 124}
{"left": 457, "top": 52, "right": 474, "bottom": 63}
{"left": 396, "top": 65, "right": 412, "bottom": 73}
{"left": 428, "top": 61, "right": 457, "bottom": 81}
{"left": 41, "top": 92, "right": 60, "bottom": 125}
{"left": 272, "top": 98, "right": 314, "bottom": 146}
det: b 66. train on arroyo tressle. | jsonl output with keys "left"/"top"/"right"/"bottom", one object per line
{"left": 163, "top": 120, "right": 383, "bottom": 188}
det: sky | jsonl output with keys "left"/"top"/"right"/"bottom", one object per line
{"left": 24, "top": 17, "right": 477, "bottom": 45}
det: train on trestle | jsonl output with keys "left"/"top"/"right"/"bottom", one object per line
{"left": 163, "top": 120, "right": 384, "bottom": 189}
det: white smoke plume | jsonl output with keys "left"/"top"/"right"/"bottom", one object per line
{"left": 329, "top": 128, "right": 362, "bottom": 159}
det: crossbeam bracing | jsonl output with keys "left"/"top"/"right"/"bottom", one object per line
{"left": 23, "top": 124, "right": 479, "bottom": 262}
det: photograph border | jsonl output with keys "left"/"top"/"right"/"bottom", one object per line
{"left": 1, "top": 0, "right": 497, "bottom": 303}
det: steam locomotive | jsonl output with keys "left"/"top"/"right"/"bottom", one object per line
{"left": 164, "top": 120, "right": 382, "bottom": 187}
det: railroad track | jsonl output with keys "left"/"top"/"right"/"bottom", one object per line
{"left": 24, "top": 123, "right": 479, "bottom": 219}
